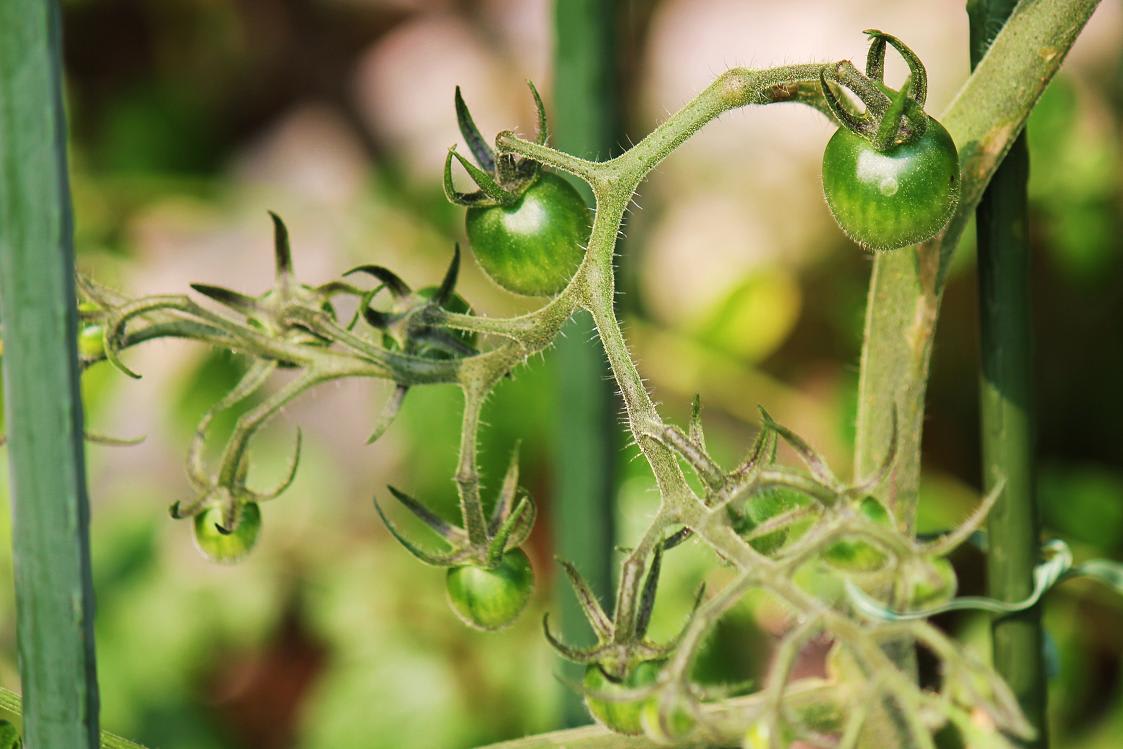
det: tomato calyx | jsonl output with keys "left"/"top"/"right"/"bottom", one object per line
{"left": 346, "top": 244, "right": 478, "bottom": 360}
{"left": 373, "top": 443, "right": 538, "bottom": 629}
{"left": 373, "top": 441, "right": 536, "bottom": 565}
{"left": 544, "top": 538, "right": 704, "bottom": 687}
{"left": 443, "top": 82, "right": 549, "bottom": 209}
{"left": 819, "top": 30, "right": 931, "bottom": 152}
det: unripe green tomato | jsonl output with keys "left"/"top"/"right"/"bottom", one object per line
{"left": 640, "top": 697, "right": 696, "bottom": 744}
{"left": 822, "top": 116, "right": 959, "bottom": 251}
{"left": 77, "top": 324, "right": 105, "bottom": 359}
{"left": 908, "top": 557, "right": 957, "bottom": 608}
{"left": 445, "top": 548, "right": 534, "bottom": 631}
{"left": 193, "top": 502, "right": 262, "bottom": 563}
{"left": 742, "top": 722, "right": 792, "bottom": 749}
{"left": 583, "top": 660, "right": 663, "bottom": 736}
{"left": 822, "top": 496, "right": 892, "bottom": 571}
{"left": 465, "top": 172, "right": 589, "bottom": 297}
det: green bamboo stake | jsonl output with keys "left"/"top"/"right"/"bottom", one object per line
{"left": 0, "top": 1, "right": 102, "bottom": 747}
{"left": 968, "top": 1, "right": 1047, "bottom": 745}
{"left": 0, "top": 690, "right": 145, "bottom": 749}
{"left": 551, "top": 0, "right": 623, "bottom": 727}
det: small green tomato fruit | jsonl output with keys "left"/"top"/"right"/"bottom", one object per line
{"left": 465, "top": 172, "right": 589, "bottom": 297}
{"left": 743, "top": 722, "right": 792, "bottom": 749}
{"left": 445, "top": 548, "right": 534, "bottom": 631}
{"left": 583, "top": 660, "right": 663, "bottom": 736}
{"left": 822, "top": 116, "right": 960, "bottom": 251}
{"left": 77, "top": 324, "right": 105, "bottom": 359}
{"left": 822, "top": 496, "right": 892, "bottom": 571}
{"left": 193, "top": 502, "right": 262, "bottom": 563}
{"left": 640, "top": 697, "right": 696, "bottom": 744}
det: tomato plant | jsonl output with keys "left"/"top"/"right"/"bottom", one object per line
{"left": 6, "top": 4, "right": 1107, "bottom": 747}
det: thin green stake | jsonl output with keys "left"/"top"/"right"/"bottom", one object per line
{"left": 969, "top": 0, "right": 1048, "bottom": 745}
{"left": 0, "top": 1, "right": 101, "bottom": 747}
{"left": 551, "top": 0, "right": 624, "bottom": 728}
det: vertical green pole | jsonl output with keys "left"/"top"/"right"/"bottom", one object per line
{"left": 552, "top": 0, "right": 622, "bottom": 727}
{"left": 968, "top": 1, "right": 1047, "bottom": 746}
{"left": 0, "top": 1, "right": 101, "bottom": 747}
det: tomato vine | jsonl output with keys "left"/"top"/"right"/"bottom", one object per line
{"left": 41, "top": 2, "right": 1106, "bottom": 746}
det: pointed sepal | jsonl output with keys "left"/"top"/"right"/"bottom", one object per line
{"left": 269, "top": 211, "right": 295, "bottom": 280}
{"left": 343, "top": 264, "right": 411, "bottom": 298}
{"left": 454, "top": 86, "right": 497, "bottom": 172}
{"left": 372, "top": 494, "right": 463, "bottom": 567}
{"left": 556, "top": 558, "right": 614, "bottom": 639}
{"left": 432, "top": 244, "right": 461, "bottom": 307}
{"left": 190, "top": 284, "right": 259, "bottom": 315}
{"left": 863, "top": 29, "right": 927, "bottom": 107}
{"left": 527, "top": 80, "right": 548, "bottom": 145}
{"left": 449, "top": 148, "right": 518, "bottom": 204}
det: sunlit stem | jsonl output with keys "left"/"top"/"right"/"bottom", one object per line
{"left": 455, "top": 387, "right": 490, "bottom": 547}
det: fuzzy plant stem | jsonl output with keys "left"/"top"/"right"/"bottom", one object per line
{"left": 0, "top": 1, "right": 101, "bottom": 746}
{"left": 968, "top": 1, "right": 1047, "bottom": 745}
{"left": 551, "top": 0, "right": 623, "bottom": 727}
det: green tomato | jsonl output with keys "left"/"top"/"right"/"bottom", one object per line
{"left": 465, "top": 172, "right": 589, "bottom": 296}
{"left": 193, "top": 502, "right": 262, "bottom": 563}
{"left": 77, "top": 324, "right": 105, "bottom": 359}
{"left": 639, "top": 696, "right": 696, "bottom": 744}
{"left": 445, "top": 548, "right": 534, "bottom": 631}
{"left": 742, "top": 722, "right": 792, "bottom": 749}
{"left": 822, "top": 496, "right": 892, "bottom": 572}
{"left": 583, "top": 660, "right": 663, "bottom": 736}
{"left": 822, "top": 116, "right": 959, "bottom": 251}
